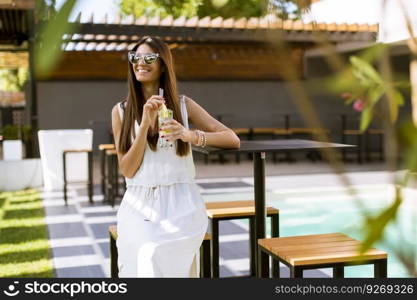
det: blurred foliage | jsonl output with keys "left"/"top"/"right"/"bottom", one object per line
{"left": 347, "top": 56, "right": 404, "bottom": 131}
{"left": 0, "top": 68, "right": 28, "bottom": 92}
{"left": 1, "top": 125, "right": 20, "bottom": 140}
{"left": 35, "top": 0, "right": 57, "bottom": 21}
{"left": 198, "top": 0, "right": 267, "bottom": 18}
{"left": 34, "top": 0, "right": 78, "bottom": 76}
{"left": 268, "top": 0, "right": 312, "bottom": 19}
{"left": 118, "top": 0, "right": 308, "bottom": 19}
{"left": 398, "top": 120, "right": 417, "bottom": 173}
{"left": 329, "top": 45, "right": 407, "bottom": 131}
{"left": 360, "top": 186, "right": 402, "bottom": 254}
{"left": 264, "top": 0, "right": 416, "bottom": 274}
{"left": 119, "top": 0, "right": 202, "bottom": 18}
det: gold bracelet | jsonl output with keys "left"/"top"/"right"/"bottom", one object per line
{"left": 201, "top": 131, "right": 207, "bottom": 148}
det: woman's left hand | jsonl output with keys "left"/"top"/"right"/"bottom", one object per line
{"left": 160, "top": 119, "right": 193, "bottom": 143}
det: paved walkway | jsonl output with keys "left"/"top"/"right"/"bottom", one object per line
{"left": 42, "top": 158, "right": 395, "bottom": 278}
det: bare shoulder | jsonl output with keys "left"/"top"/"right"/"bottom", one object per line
{"left": 111, "top": 104, "right": 119, "bottom": 121}
{"left": 112, "top": 103, "right": 118, "bottom": 115}
{"left": 111, "top": 101, "right": 124, "bottom": 124}
{"left": 183, "top": 94, "right": 195, "bottom": 104}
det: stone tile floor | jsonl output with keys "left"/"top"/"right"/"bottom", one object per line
{"left": 42, "top": 158, "right": 394, "bottom": 278}
{"left": 43, "top": 187, "right": 332, "bottom": 278}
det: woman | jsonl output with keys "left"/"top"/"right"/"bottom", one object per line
{"left": 111, "top": 36, "right": 240, "bottom": 277}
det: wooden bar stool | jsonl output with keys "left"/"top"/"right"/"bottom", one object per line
{"left": 98, "top": 144, "right": 115, "bottom": 197}
{"left": 272, "top": 128, "right": 293, "bottom": 163}
{"left": 62, "top": 149, "right": 93, "bottom": 205}
{"left": 365, "top": 129, "right": 385, "bottom": 162}
{"left": 105, "top": 149, "right": 119, "bottom": 207}
{"left": 257, "top": 232, "right": 388, "bottom": 278}
{"left": 205, "top": 200, "right": 279, "bottom": 278}
{"left": 108, "top": 225, "right": 212, "bottom": 278}
{"left": 341, "top": 114, "right": 364, "bottom": 163}
{"left": 342, "top": 129, "right": 364, "bottom": 163}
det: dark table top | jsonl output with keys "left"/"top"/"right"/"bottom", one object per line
{"left": 192, "top": 139, "right": 353, "bottom": 155}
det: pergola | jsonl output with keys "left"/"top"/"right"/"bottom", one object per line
{"left": 0, "top": 1, "right": 378, "bottom": 156}
{"left": 43, "top": 14, "right": 378, "bottom": 81}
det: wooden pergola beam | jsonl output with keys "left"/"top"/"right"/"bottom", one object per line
{"left": 0, "top": 0, "right": 35, "bottom": 10}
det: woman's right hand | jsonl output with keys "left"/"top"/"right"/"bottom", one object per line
{"left": 141, "top": 95, "right": 165, "bottom": 128}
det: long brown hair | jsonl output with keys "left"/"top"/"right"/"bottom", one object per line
{"left": 118, "top": 36, "right": 190, "bottom": 157}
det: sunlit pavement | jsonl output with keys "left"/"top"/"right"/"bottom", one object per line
{"left": 41, "top": 158, "right": 400, "bottom": 278}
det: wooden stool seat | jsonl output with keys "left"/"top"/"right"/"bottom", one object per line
{"left": 343, "top": 129, "right": 363, "bottom": 135}
{"left": 109, "top": 225, "right": 211, "bottom": 278}
{"left": 368, "top": 129, "right": 384, "bottom": 135}
{"left": 99, "top": 144, "right": 115, "bottom": 151}
{"left": 63, "top": 149, "right": 92, "bottom": 153}
{"left": 272, "top": 128, "right": 292, "bottom": 135}
{"left": 205, "top": 200, "right": 279, "bottom": 219}
{"left": 232, "top": 128, "right": 250, "bottom": 135}
{"left": 252, "top": 127, "right": 277, "bottom": 135}
{"left": 289, "top": 128, "right": 329, "bottom": 135}
{"left": 109, "top": 225, "right": 117, "bottom": 239}
{"left": 205, "top": 200, "right": 279, "bottom": 278}
{"left": 257, "top": 233, "right": 388, "bottom": 278}
{"left": 106, "top": 149, "right": 117, "bottom": 155}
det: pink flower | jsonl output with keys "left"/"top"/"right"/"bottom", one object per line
{"left": 341, "top": 92, "right": 351, "bottom": 100}
{"left": 353, "top": 99, "right": 365, "bottom": 112}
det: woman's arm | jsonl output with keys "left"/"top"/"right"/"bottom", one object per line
{"left": 185, "top": 96, "right": 240, "bottom": 149}
{"left": 111, "top": 104, "right": 149, "bottom": 178}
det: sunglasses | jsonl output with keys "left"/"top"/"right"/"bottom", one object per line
{"left": 128, "top": 51, "right": 160, "bottom": 65}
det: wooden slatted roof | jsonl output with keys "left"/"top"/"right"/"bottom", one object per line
{"left": 0, "top": 8, "right": 29, "bottom": 45}
{"left": 0, "top": 0, "right": 35, "bottom": 10}
{"left": 62, "top": 13, "right": 378, "bottom": 51}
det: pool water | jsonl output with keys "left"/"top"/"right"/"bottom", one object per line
{"left": 205, "top": 184, "right": 417, "bottom": 278}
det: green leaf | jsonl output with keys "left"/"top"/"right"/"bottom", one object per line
{"left": 350, "top": 56, "right": 383, "bottom": 85}
{"left": 211, "top": 0, "right": 229, "bottom": 8}
{"left": 367, "top": 86, "right": 384, "bottom": 107}
{"left": 385, "top": 88, "right": 404, "bottom": 123}
{"left": 35, "top": 0, "right": 78, "bottom": 76}
{"left": 398, "top": 120, "right": 417, "bottom": 172}
{"left": 360, "top": 186, "right": 402, "bottom": 253}
{"left": 360, "top": 108, "right": 373, "bottom": 132}
{"left": 358, "top": 43, "right": 388, "bottom": 64}
{"left": 393, "top": 89, "right": 405, "bottom": 105}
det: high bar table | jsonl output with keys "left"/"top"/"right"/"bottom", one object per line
{"left": 193, "top": 139, "right": 353, "bottom": 278}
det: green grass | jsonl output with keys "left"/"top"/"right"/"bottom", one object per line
{"left": 0, "top": 189, "right": 54, "bottom": 277}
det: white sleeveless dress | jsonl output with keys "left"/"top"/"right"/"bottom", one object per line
{"left": 115, "top": 95, "right": 209, "bottom": 277}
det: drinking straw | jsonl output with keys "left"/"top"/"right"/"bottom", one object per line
{"left": 159, "top": 88, "right": 168, "bottom": 113}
